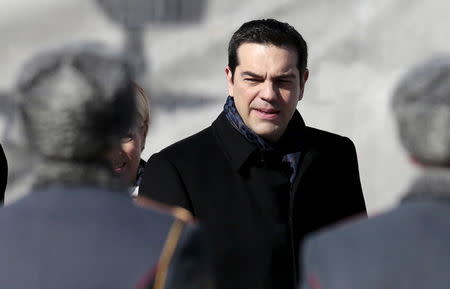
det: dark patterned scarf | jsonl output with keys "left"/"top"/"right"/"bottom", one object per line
{"left": 224, "top": 96, "right": 301, "bottom": 183}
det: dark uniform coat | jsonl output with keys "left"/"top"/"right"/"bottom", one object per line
{"left": 140, "top": 111, "right": 366, "bottom": 289}
{"left": 300, "top": 170, "right": 450, "bottom": 289}
{"left": 0, "top": 184, "right": 206, "bottom": 289}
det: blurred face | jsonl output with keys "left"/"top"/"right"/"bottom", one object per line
{"left": 108, "top": 124, "right": 147, "bottom": 185}
{"left": 226, "top": 43, "right": 309, "bottom": 142}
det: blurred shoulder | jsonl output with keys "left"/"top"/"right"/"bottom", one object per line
{"left": 303, "top": 203, "right": 424, "bottom": 255}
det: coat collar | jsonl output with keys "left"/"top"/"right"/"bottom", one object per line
{"left": 213, "top": 112, "right": 257, "bottom": 172}
{"left": 32, "top": 159, "right": 126, "bottom": 191}
{"left": 402, "top": 168, "right": 450, "bottom": 202}
{"left": 212, "top": 110, "right": 307, "bottom": 172}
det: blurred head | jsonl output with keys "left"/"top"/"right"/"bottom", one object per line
{"left": 17, "top": 43, "right": 136, "bottom": 186}
{"left": 108, "top": 82, "right": 150, "bottom": 185}
{"left": 225, "top": 19, "right": 309, "bottom": 142}
{"left": 392, "top": 56, "right": 450, "bottom": 167}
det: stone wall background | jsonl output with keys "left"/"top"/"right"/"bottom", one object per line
{"left": 1, "top": 0, "right": 449, "bottom": 213}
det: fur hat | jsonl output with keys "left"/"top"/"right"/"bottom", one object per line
{"left": 392, "top": 57, "right": 450, "bottom": 166}
{"left": 16, "top": 43, "right": 136, "bottom": 188}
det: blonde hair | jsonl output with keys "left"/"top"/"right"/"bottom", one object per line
{"left": 132, "top": 82, "right": 150, "bottom": 130}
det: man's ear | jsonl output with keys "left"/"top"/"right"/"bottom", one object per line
{"left": 225, "top": 66, "right": 234, "bottom": 97}
{"left": 298, "top": 69, "right": 309, "bottom": 101}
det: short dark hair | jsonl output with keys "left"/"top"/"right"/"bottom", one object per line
{"left": 228, "top": 19, "right": 308, "bottom": 78}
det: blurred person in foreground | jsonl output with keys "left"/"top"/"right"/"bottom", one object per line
{"left": 0, "top": 43, "right": 211, "bottom": 289}
{"left": 300, "top": 57, "right": 450, "bottom": 289}
{"left": 139, "top": 18, "right": 366, "bottom": 289}
{"left": 108, "top": 82, "right": 149, "bottom": 197}
{"left": 0, "top": 143, "right": 6, "bottom": 203}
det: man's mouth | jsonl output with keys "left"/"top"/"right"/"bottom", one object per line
{"left": 254, "top": 108, "right": 280, "bottom": 119}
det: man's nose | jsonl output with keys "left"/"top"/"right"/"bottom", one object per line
{"left": 259, "top": 81, "right": 278, "bottom": 102}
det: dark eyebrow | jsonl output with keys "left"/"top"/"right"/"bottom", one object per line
{"left": 240, "top": 71, "right": 263, "bottom": 79}
{"left": 275, "top": 73, "right": 296, "bottom": 80}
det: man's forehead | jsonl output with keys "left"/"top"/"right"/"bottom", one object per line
{"left": 236, "top": 42, "right": 297, "bottom": 57}
{"left": 235, "top": 42, "right": 299, "bottom": 74}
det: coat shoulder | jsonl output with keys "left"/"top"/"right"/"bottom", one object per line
{"left": 304, "top": 126, "right": 355, "bottom": 154}
{"left": 302, "top": 201, "right": 450, "bottom": 288}
{"left": 305, "top": 126, "right": 351, "bottom": 144}
{"left": 156, "top": 125, "right": 216, "bottom": 159}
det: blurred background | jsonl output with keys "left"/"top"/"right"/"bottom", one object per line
{"left": 1, "top": 0, "right": 449, "bottom": 214}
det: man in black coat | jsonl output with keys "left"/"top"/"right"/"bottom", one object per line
{"left": 0, "top": 44, "right": 210, "bottom": 289}
{"left": 139, "top": 19, "right": 366, "bottom": 289}
{"left": 299, "top": 57, "right": 450, "bottom": 289}
{"left": 0, "top": 143, "right": 6, "bottom": 203}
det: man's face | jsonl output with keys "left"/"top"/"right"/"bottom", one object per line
{"left": 226, "top": 43, "right": 309, "bottom": 142}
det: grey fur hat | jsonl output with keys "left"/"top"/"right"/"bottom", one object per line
{"left": 16, "top": 43, "right": 136, "bottom": 188}
{"left": 17, "top": 43, "right": 136, "bottom": 161}
{"left": 392, "top": 57, "right": 450, "bottom": 166}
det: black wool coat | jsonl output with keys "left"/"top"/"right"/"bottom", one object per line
{"left": 140, "top": 111, "right": 367, "bottom": 289}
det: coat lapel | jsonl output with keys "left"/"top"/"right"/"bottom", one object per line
{"left": 292, "top": 145, "right": 320, "bottom": 194}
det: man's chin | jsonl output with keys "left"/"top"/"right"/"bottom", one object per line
{"left": 252, "top": 125, "right": 282, "bottom": 142}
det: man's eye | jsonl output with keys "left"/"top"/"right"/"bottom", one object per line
{"left": 277, "top": 80, "right": 294, "bottom": 87}
{"left": 245, "top": 78, "right": 260, "bottom": 83}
